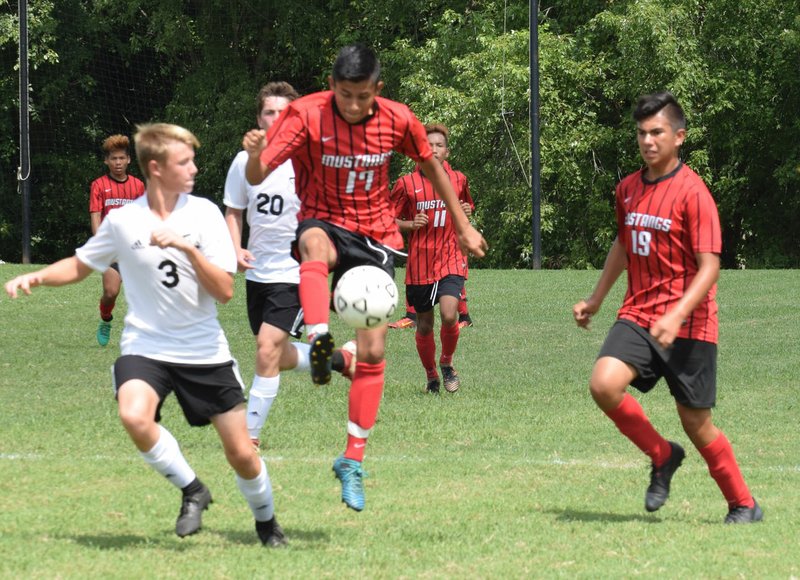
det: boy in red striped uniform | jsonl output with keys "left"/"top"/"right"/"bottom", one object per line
{"left": 392, "top": 124, "right": 474, "bottom": 393}
{"left": 573, "top": 92, "right": 761, "bottom": 523}
{"left": 243, "top": 44, "right": 487, "bottom": 511}
{"left": 89, "top": 134, "right": 145, "bottom": 346}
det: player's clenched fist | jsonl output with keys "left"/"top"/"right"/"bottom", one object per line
{"left": 242, "top": 129, "right": 267, "bottom": 156}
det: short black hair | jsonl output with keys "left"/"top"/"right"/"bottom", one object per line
{"left": 332, "top": 44, "right": 381, "bottom": 83}
{"left": 633, "top": 91, "right": 686, "bottom": 131}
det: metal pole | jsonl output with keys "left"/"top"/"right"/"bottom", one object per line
{"left": 530, "top": 0, "right": 541, "bottom": 269}
{"left": 19, "top": 0, "right": 31, "bottom": 264}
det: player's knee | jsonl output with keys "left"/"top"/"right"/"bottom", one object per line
{"left": 224, "top": 444, "right": 257, "bottom": 473}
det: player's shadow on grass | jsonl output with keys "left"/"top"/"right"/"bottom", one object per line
{"left": 71, "top": 533, "right": 194, "bottom": 551}
{"left": 548, "top": 508, "right": 660, "bottom": 524}
{"left": 216, "top": 527, "right": 330, "bottom": 547}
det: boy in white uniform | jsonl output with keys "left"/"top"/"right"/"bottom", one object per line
{"left": 224, "top": 82, "right": 355, "bottom": 449}
{"left": 5, "top": 123, "right": 286, "bottom": 548}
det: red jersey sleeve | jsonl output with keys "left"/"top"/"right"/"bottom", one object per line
{"left": 686, "top": 186, "right": 722, "bottom": 254}
{"left": 89, "top": 177, "right": 104, "bottom": 213}
{"left": 261, "top": 106, "right": 307, "bottom": 170}
{"left": 391, "top": 177, "right": 412, "bottom": 220}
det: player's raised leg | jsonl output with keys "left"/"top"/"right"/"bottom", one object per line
{"left": 590, "top": 356, "right": 680, "bottom": 512}
{"left": 297, "top": 226, "right": 337, "bottom": 385}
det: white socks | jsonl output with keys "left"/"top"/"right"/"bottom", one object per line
{"left": 139, "top": 425, "right": 196, "bottom": 489}
{"left": 236, "top": 457, "right": 274, "bottom": 522}
{"left": 247, "top": 375, "right": 280, "bottom": 440}
{"left": 292, "top": 342, "right": 311, "bottom": 372}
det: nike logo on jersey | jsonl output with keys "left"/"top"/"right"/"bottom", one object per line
{"left": 321, "top": 136, "right": 334, "bottom": 142}
{"left": 414, "top": 188, "right": 424, "bottom": 193}
{"left": 104, "top": 188, "right": 112, "bottom": 192}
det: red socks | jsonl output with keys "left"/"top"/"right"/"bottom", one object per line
{"left": 699, "top": 432, "right": 754, "bottom": 508}
{"left": 345, "top": 360, "right": 386, "bottom": 462}
{"left": 439, "top": 322, "right": 459, "bottom": 366}
{"left": 415, "top": 332, "right": 438, "bottom": 379}
{"left": 605, "top": 393, "right": 672, "bottom": 466}
{"left": 299, "top": 261, "right": 329, "bottom": 325}
{"left": 99, "top": 300, "right": 115, "bottom": 322}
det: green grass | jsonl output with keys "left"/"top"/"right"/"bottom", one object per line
{"left": 1, "top": 265, "right": 798, "bottom": 578}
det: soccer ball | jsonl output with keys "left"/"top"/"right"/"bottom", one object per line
{"left": 334, "top": 265, "right": 398, "bottom": 329}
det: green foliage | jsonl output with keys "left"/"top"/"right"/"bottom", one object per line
{"left": 0, "top": 0, "right": 797, "bottom": 266}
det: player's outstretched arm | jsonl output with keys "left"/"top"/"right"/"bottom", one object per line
{"left": 420, "top": 157, "right": 488, "bottom": 258}
{"left": 573, "top": 238, "right": 627, "bottom": 329}
{"left": 243, "top": 129, "right": 271, "bottom": 186}
{"left": 5, "top": 256, "right": 93, "bottom": 298}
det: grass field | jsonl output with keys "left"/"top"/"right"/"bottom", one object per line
{"left": 1, "top": 265, "right": 798, "bottom": 578}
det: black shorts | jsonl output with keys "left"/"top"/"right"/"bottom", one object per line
{"left": 246, "top": 280, "right": 303, "bottom": 338}
{"left": 295, "top": 218, "right": 401, "bottom": 292}
{"left": 406, "top": 275, "right": 465, "bottom": 314}
{"left": 598, "top": 320, "right": 717, "bottom": 408}
{"left": 113, "top": 355, "right": 246, "bottom": 427}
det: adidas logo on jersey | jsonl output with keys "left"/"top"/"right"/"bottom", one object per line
{"left": 130, "top": 239, "right": 145, "bottom": 250}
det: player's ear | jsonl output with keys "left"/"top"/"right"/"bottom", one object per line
{"left": 675, "top": 127, "right": 687, "bottom": 147}
{"left": 375, "top": 80, "right": 384, "bottom": 95}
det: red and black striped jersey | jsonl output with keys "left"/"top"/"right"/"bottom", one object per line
{"left": 615, "top": 162, "right": 722, "bottom": 343}
{"left": 89, "top": 174, "right": 145, "bottom": 220}
{"left": 392, "top": 161, "right": 473, "bottom": 284}
{"left": 261, "top": 91, "right": 433, "bottom": 250}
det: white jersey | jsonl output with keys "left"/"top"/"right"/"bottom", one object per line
{"left": 223, "top": 151, "right": 300, "bottom": 284}
{"left": 76, "top": 193, "right": 237, "bottom": 364}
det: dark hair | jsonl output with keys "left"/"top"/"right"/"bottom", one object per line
{"left": 425, "top": 123, "right": 450, "bottom": 145}
{"left": 633, "top": 92, "right": 686, "bottom": 130}
{"left": 102, "top": 134, "right": 130, "bottom": 156}
{"left": 332, "top": 44, "right": 381, "bottom": 83}
{"left": 256, "top": 81, "right": 299, "bottom": 115}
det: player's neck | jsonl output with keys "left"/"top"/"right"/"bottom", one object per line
{"left": 108, "top": 172, "right": 128, "bottom": 183}
{"left": 644, "top": 157, "right": 681, "bottom": 182}
{"left": 145, "top": 185, "right": 181, "bottom": 218}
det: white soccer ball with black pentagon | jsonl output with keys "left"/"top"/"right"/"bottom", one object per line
{"left": 334, "top": 265, "right": 398, "bottom": 329}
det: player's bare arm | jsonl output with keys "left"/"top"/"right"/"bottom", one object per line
{"left": 573, "top": 238, "right": 627, "bottom": 329}
{"left": 650, "top": 251, "right": 720, "bottom": 348}
{"left": 420, "top": 157, "right": 488, "bottom": 258}
{"left": 396, "top": 212, "right": 428, "bottom": 233}
{"left": 150, "top": 226, "right": 235, "bottom": 304}
{"left": 243, "top": 129, "right": 271, "bottom": 185}
{"left": 90, "top": 212, "right": 102, "bottom": 236}
{"left": 5, "top": 256, "right": 93, "bottom": 298}
{"left": 224, "top": 208, "right": 255, "bottom": 271}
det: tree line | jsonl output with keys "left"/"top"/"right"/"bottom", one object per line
{"left": 1, "top": 0, "right": 797, "bottom": 268}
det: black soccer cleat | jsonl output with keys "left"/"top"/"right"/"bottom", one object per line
{"left": 645, "top": 441, "right": 685, "bottom": 512}
{"left": 440, "top": 365, "right": 461, "bottom": 393}
{"left": 725, "top": 500, "right": 763, "bottom": 524}
{"left": 426, "top": 377, "right": 441, "bottom": 394}
{"left": 175, "top": 484, "right": 213, "bottom": 537}
{"left": 256, "top": 516, "right": 288, "bottom": 547}
{"left": 309, "top": 332, "right": 335, "bottom": 385}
